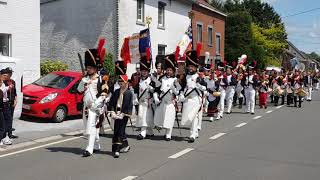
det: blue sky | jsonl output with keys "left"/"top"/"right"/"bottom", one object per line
{"left": 266, "top": 0, "right": 320, "bottom": 54}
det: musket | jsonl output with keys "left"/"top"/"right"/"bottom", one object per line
{"left": 174, "top": 101, "right": 182, "bottom": 136}
{"left": 78, "top": 53, "right": 86, "bottom": 75}
{"left": 105, "top": 111, "right": 113, "bottom": 131}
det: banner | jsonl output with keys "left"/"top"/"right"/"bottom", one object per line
{"left": 129, "top": 33, "right": 141, "bottom": 64}
{"left": 139, "top": 28, "right": 152, "bottom": 60}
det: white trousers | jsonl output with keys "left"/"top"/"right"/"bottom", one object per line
{"left": 140, "top": 127, "right": 154, "bottom": 138}
{"left": 217, "top": 90, "right": 226, "bottom": 117}
{"left": 190, "top": 116, "right": 199, "bottom": 139}
{"left": 226, "top": 87, "right": 235, "bottom": 113}
{"left": 85, "top": 109, "right": 101, "bottom": 154}
{"left": 316, "top": 83, "right": 319, "bottom": 90}
{"left": 165, "top": 128, "right": 173, "bottom": 139}
{"left": 307, "top": 86, "right": 312, "bottom": 100}
{"left": 245, "top": 88, "right": 256, "bottom": 113}
{"left": 197, "top": 109, "right": 203, "bottom": 131}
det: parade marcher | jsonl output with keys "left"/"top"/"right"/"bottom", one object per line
{"left": 293, "top": 71, "right": 304, "bottom": 108}
{"left": 225, "top": 64, "right": 237, "bottom": 114}
{"left": 286, "top": 74, "right": 295, "bottom": 106}
{"left": 3, "top": 67, "right": 18, "bottom": 139}
{"left": 135, "top": 56, "right": 155, "bottom": 140}
{"left": 258, "top": 71, "right": 269, "bottom": 109}
{"left": 78, "top": 49, "right": 109, "bottom": 157}
{"left": 304, "top": 71, "right": 313, "bottom": 101}
{"left": 272, "top": 75, "right": 285, "bottom": 106}
{"left": 180, "top": 50, "right": 206, "bottom": 143}
{"left": 234, "top": 64, "right": 245, "bottom": 109}
{"left": 242, "top": 62, "right": 258, "bottom": 114}
{"left": 153, "top": 54, "right": 179, "bottom": 141}
{"left": 196, "top": 67, "right": 208, "bottom": 133}
{"left": 215, "top": 62, "right": 227, "bottom": 120}
{"left": 206, "top": 70, "right": 219, "bottom": 122}
{"left": 109, "top": 63, "right": 133, "bottom": 158}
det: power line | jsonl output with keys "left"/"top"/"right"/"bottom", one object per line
{"left": 282, "top": 7, "right": 320, "bottom": 18}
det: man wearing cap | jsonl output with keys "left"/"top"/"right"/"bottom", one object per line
{"left": 241, "top": 63, "right": 258, "bottom": 114}
{"left": 134, "top": 56, "right": 155, "bottom": 140}
{"left": 3, "top": 67, "right": 18, "bottom": 139}
{"left": 77, "top": 49, "right": 109, "bottom": 157}
{"left": 109, "top": 71, "right": 133, "bottom": 158}
{"left": 180, "top": 51, "right": 206, "bottom": 143}
{"left": 154, "top": 54, "right": 180, "bottom": 141}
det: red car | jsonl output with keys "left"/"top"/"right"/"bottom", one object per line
{"left": 22, "top": 71, "right": 83, "bottom": 122}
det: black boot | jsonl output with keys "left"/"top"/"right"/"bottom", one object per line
{"left": 239, "top": 98, "right": 243, "bottom": 109}
{"left": 274, "top": 96, "right": 279, "bottom": 106}
{"left": 281, "top": 95, "right": 285, "bottom": 105}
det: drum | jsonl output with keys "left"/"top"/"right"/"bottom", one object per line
{"left": 296, "top": 88, "right": 307, "bottom": 97}
{"left": 212, "top": 91, "right": 221, "bottom": 97}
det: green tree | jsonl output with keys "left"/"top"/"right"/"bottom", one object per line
{"left": 225, "top": 11, "right": 253, "bottom": 62}
{"left": 103, "top": 53, "right": 115, "bottom": 77}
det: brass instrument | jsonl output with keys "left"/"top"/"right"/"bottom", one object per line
{"left": 212, "top": 91, "right": 221, "bottom": 97}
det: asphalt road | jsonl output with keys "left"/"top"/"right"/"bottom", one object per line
{"left": 0, "top": 91, "right": 320, "bottom": 180}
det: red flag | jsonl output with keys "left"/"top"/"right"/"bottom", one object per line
{"left": 97, "top": 38, "right": 106, "bottom": 55}
{"left": 175, "top": 46, "right": 180, "bottom": 61}
{"left": 196, "top": 42, "right": 202, "bottom": 58}
{"left": 120, "top": 37, "right": 131, "bottom": 65}
{"left": 146, "top": 47, "right": 151, "bottom": 62}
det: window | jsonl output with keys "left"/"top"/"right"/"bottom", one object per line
{"left": 158, "top": 44, "right": 166, "bottom": 55}
{"left": 33, "top": 73, "right": 74, "bottom": 89}
{"left": 137, "top": 0, "right": 145, "bottom": 23}
{"left": 216, "top": 33, "right": 221, "bottom": 54}
{"left": 197, "top": 23, "right": 203, "bottom": 42}
{"left": 158, "top": 2, "right": 166, "bottom": 29}
{"left": 208, "top": 26, "right": 213, "bottom": 46}
{"left": 0, "top": 34, "right": 11, "bottom": 56}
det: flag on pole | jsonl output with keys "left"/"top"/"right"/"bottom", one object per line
{"left": 177, "top": 25, "right": 193, "bottom": 62}
{"left": 139, "top": 28, "right": 152, "bottom": 62}
{"left": 129, "top": 33, "right": 141, "bottom": 64}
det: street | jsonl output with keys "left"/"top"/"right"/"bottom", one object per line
{"left": 0, "top": 91, "right": 320, "bottom": 180}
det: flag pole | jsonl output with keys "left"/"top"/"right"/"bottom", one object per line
{"left": 146, "top": 16, "right": 153, "bottom": 70}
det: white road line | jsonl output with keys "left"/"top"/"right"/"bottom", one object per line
{"left": 168, "top": 148, "right": 194, "bottom": 159}
{"left": 209, "top": 133, "right": 226, "bottom": 140}
{"left": 276, "top": 105, "right": 284, "bottom": 109}
{"left": 0, "top": 127, "right": 112, "bottom": 158}
{"left": 253, "top": 116, "right": 262, "bottom": 120}
{"left": 121, "top": 176, "right": 138, "bottom": 180}
{"left": 4, "top": 141, "right": 37, "bottom": 150}
{"left": 266, "top": 110, "right": 273, "bottom": 114}
{"left": 235, "top": 123, "right": 247, "bottom": 128}
{"left": 34, "top": 135, "right": 63, "bottom": 143}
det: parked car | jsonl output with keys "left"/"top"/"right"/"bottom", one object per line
{"left": 22, "top": 71, "right": 83, "bottom": 122}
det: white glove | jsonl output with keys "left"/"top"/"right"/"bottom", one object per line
{"left": 204, "top": 90, "right": 209, "bottom": 97}
{"left": 153, "top": 93, "right": 160, "bottom": 105}
{"left": 111, "top": 111, "right": 117, "bottom": 119}
{"left": 196, "top": 83, "right": 206, "bottom": 91}
{"left": 116, "top": 113, "right": 124, "bottom": 119}
{"left": 178, "top": 94, "right": 185, "bottom": 102}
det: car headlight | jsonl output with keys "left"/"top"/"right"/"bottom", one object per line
{"left": 39, "top": 93, "right": 58, "bottom": 104}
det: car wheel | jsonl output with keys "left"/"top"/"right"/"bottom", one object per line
{"left": 53, "top": 106, "right": 67, "bottom": 123}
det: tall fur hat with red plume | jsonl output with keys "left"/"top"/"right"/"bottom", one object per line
{"left": 164, "top": 54, "right": 177, "bottom": 70}
{"left": 186, "top": 50, "right": 199, "bottom": 67}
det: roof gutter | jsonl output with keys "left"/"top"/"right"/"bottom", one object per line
{"left": 198, "top": 3, "right": 227, "bottom": 17}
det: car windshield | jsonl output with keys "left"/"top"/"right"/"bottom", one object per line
{"left": 33, "top": 73, "right": 74, "bottom": 89}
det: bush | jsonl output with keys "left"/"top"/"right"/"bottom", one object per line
{"left": 103, "top": 53, "right": 115, "bottom": 77}
{"left": 41, "top": 60, "right": 68, "bottom": 76}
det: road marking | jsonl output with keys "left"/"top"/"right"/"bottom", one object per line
{"left": 121, "top": 176, "right": 138, "bottom": 180}
{"left": 4, "top": 141, "right": 37, "bottom": 150}
{"left": 34, "top": 135, "right": 63, "bottom": 143}
{"left": 209, "top": 133, "right": 226, "bottom": 140}
{"left": 235, "top": 123, "right": 247, "bottom": 128}
{"left": 266, "top": 110, "right": 273, "bottom": 114}
{"left": 63, "top": 130, "right": 84, "bottom": 136}
{"left": 168, "top": 148, "right": 194, "bottom": 159}
{"left": 276, "top": 105, "right": 284, "bottom": 109}
{"left": 0, "top": 127, "right": 112, "bottom": 158}
{"left": 253, "top": 116, "right": 262, "bottom": 120}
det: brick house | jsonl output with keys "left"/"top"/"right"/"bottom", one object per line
{"left": 191, "top": 0, "right": 226, "bottom": 66}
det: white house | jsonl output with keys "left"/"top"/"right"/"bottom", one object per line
{"left": 119, "top": 0, "right": 193, "bottom": 75}
{"left": 0, "top": 0, "right": 40, "bottom": 84}
{"left": 40, "top": 0, "right": 193, "bottom": 76}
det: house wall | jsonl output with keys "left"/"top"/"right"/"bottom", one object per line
{"left": 40, "top": 0, "right": 117, "bottom": 71}
{"left": 119, "top": 0, "right": 192, "bottom": 76}
{"left": 192, "top": 4, "right": 225, "bottom": 63}
{"left": 0, "top": 0, "right": 40, "bottom": 84}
